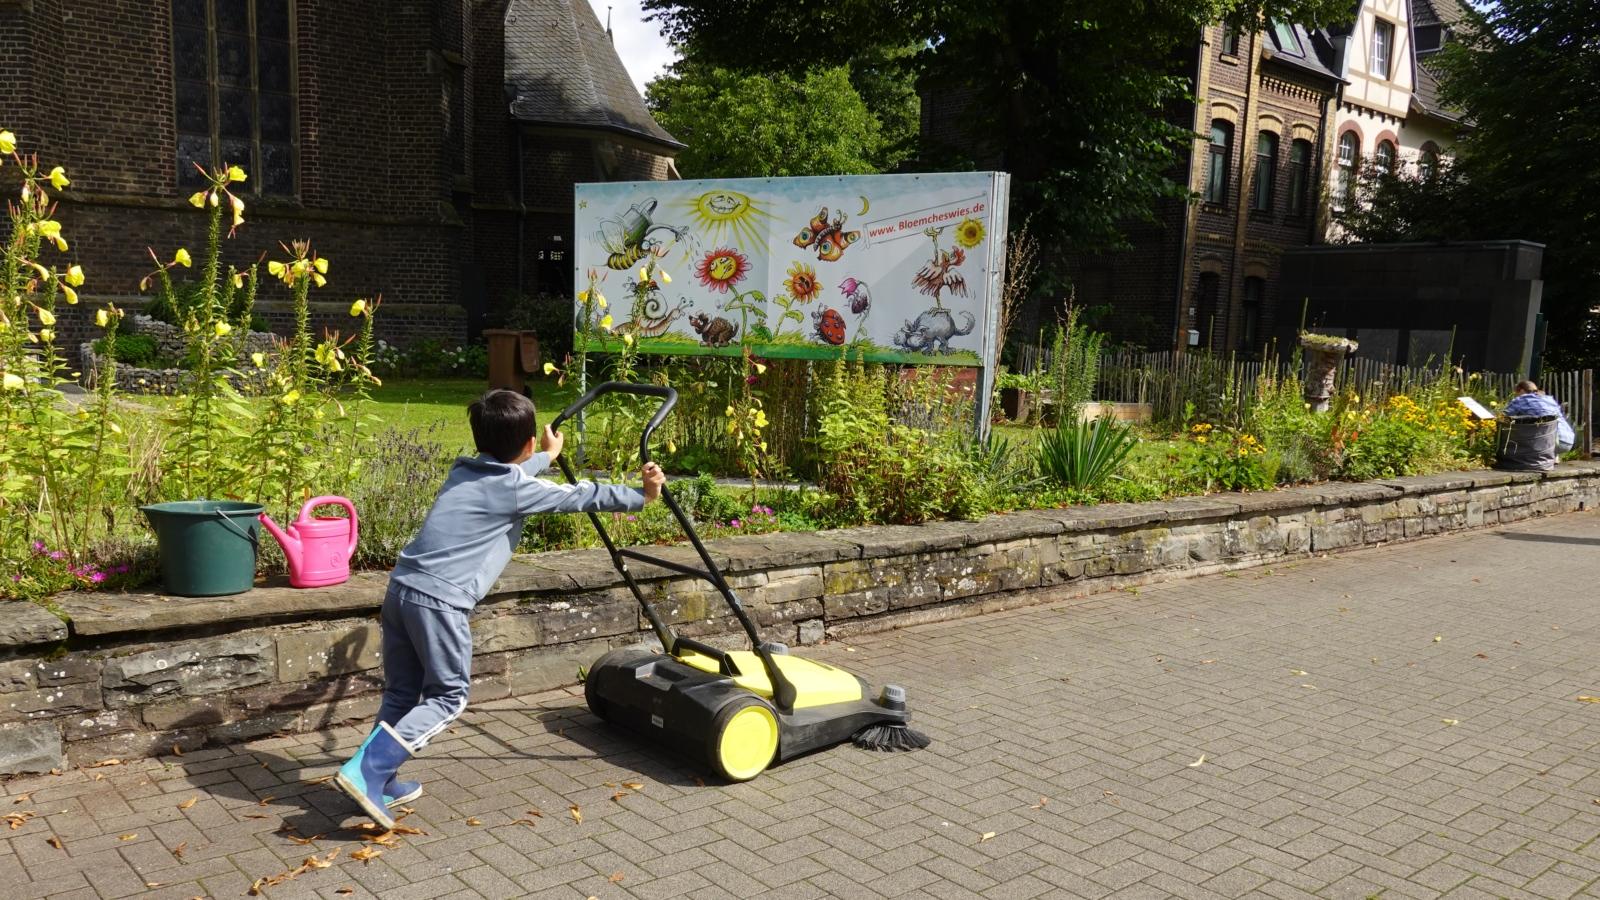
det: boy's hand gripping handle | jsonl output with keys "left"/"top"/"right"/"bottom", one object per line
{"left": 549, "top": 381, "right": 677, "bottom": 463}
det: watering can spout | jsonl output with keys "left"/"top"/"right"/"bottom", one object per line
{"left": 257, "top": 512, "right": 299, "bottom": 557}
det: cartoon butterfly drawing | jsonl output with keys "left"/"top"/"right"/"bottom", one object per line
{"left": 793, "top": 207, "right": 860, "bottom": 263}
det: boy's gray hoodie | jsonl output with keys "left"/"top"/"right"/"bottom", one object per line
{"left": 390, "top": 452, "right": 643, "bottom": 610}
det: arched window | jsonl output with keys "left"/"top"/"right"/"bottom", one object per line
{"left": 1374, "top": 139, "right": 1397, "bottom": 175}
{"left": 1253, "top": 132, "right": 1279, "bottom": 212}
{"left": 1205, "top": 121, "right": 1233, "bottom": 205}
{"left": 1335, "top": 131, "right": 1359, "bottom": 210}
{"left": 1419, "top": 143, "right": 1441, "bottom": 180}
{"left": 1287, "top": 139, "right": 1313, "bottom": 217}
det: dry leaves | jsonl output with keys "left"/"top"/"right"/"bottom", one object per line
{"left": 609, "top": 872, "right": 626, "bottom": 883}
{"left": 46, "top": 835, "right": 63, "bottom": 850}
{"left": 1433, "top": 635, "right": 1443, "bottom": 642}
{"left": 1475, "top": 653, "right": 1489, "bottom": 659}
{"left": 1576, "top": 696, "right": 1600, "bottom": 704}
{"left": 1028, "top": 797, "right": 1048, "bottom": 810}
{"left": 336, "top": 889, "right": 354, "bottom": 895}
{"left": 172, "top": 743, "right": 183, "bottom": 757}
{"left": 569, "top": 804, "right": 583, "bottom": 825}
{"left": 247, "top": 849, "right": 342, "bottom": 894}
{"left": 305, "top": 774, "right": 335, "bottom": 786}
{"left": 178, "top": 796, "right": 198, "bottom": 810}
{"left": 3, "top": 811, "right": 35, "bottom": 830}
{"left": 257, "top": 796, "right": 275, "bottom": 806}
{"left": 88, "top": 758, "right": 123, "bottom": 768}
{"left": 1441, "top": 718, "right": 1460, "bottom": 726}
{"left": 172, "top": 842, "right": 188, "bottom": 859}
{"left": 118, "top": 833, "right": 137, "bottom": 841}
{"left": 12, "top": 792, "right": 32, "bottom": 805}
{"left": 286, "top": 832, "right": 323, "bottom": 846}
{"left": 1188, "top": 755, "right": 1207, "bottom": 767}
{"left": 622, "top": 781, "right": 643, "bottom": 790}
{"left": 611, "top": 790, "right": 630, "bottom": 803}
{"left": 351, "top": 846, "right": 383, "bottom": 863}
{"left": 979, "top": 831, "right": 996, "bottom": 842}
{"left": 465, "top": 817, "right": 483, "bottom": 827}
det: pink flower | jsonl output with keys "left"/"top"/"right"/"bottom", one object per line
{"left": 31, "top": 541, "right": 45, "bottom": 553}
{"left": 49, "top": 551, "right": 63, "bottom": 560}
{"left": 90, "top": 572, "right": 106, "bottom": 583}
{"left": 731, "top": 519, "right": 742, "bottom": 528}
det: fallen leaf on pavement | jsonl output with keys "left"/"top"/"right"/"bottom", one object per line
{"left": 526, "top": 807, "right": 543, "bottom": 818}
{"left": 622, "top": 782, "right": 643, "bottom": 790}
{"left": 286, "top": 833, "right": 323, "bottom": 845}
{"left": 47, "top": 835, "right": 63, "bottom": 850}
{"left": 172, "top": 744, "right": 183, "bottom": 757}
{"left": 351, "top": 846, "right": 382, "bottom": 863}
{"left": 118, "top": 833, "right": 137, "bottom": 841}
{"left": 1475, "top": 653, "right": 1489, "bottom": 659}
{"left": 1433, "top": 636, "right": 1442, "bottom": 642}
{"left": 1301, "top": 684, "right": 1318, "bottom": 690}
{"left": 257, "top": 796, "right": 274, "bottom": 806}
{"left": 1029, "top": 797, "right": 1048, "bottom": 810}
{"left": 89, "top": 758, "right": 122, "bottom": 768}
{"left": 172, "top": 842, "right": 187, "bottom": 859}
{"left": 979, "top": 831, "right": 996, "bottom": 842}
{"left": 1441, "top": 719, "right": 1459, "bottom": 726}
{"left": 178, "top": 797, "right": 197, "bottom": 810}
{"left": 12, "top": 793, "right": 31, "bottom": 805}
{"left": 1188, "top": 755, "right": 1206, "bottom": 767}
{"left": 609, "top": 872, "right": 625, "bottom": 883}
{"left": 305, "top": 775, "right": 334, "bottom": 786}
{"left": 1577, "top": 697, "right": 1600, "bottom": 703}
{"left": 508, "top": 818, "right": 540, "bottom": 827}
{"left": 465, "top": 817, "right": 483, "bottom": 827}
{"left": 611, "top": 790, "right": 629, "bottom": 803}
{"left": 242, "top": 814, "right": 270, "bottom": 819}
{"left": 1291, "top": 669, "right": 1308, "bottom": 676}
{"left": 4, "top": 812, "right": 35, "bottom": 830}
{"left": 569, "top": 804, "right": 582, "bottom": 825}
{"left": 336, "top": 889, "right": 354, "bottom": 895}
{"left": 1200, "top": 659, "right": 1215, "bottom": 665}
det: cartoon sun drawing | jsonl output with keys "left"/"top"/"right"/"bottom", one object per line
{"left": 683, "top": 189, "right": 771, "bottom": 249}
{"left": 784, "top": 261, "right": 822, "bottom": 304}
{"left": 695, "top": 247, "right": 750, "bottom": 294}
{"left": 954, "top": 217, "right": 986, "bottom": 249}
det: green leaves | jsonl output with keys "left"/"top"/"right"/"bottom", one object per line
{"left": 1037, "top": 415, "right": 1139, "bottom": 491}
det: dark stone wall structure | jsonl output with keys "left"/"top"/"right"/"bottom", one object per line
{"left": 1278, "top": 240, "right": 1545, "bottom": 374}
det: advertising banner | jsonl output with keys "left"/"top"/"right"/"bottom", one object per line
{"left": 573, "top": 172, "right": 1010, "bottom": 369}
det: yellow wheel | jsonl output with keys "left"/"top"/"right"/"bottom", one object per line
{"left": 709, "top": 697, "right": 778, "bottom": 782}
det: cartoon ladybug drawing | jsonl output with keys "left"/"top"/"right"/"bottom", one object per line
{"left": 812, "top": 306, "right": 847, "bottom": 345}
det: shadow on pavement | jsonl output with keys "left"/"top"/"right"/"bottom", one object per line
{"left": 1498, "top": 531, "right": 1600, "bottom": 546}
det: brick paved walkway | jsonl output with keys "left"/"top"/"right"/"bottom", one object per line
{"left": 10, "top": 512, "right": 1600, "bottom": 900}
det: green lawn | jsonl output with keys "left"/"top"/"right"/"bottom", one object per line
{"left": 367, "top": 377, "right": 584, "bottom": 453}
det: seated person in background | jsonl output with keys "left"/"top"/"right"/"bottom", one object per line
{"left": 1504, "top": 380, "right": 1575, "bottom": 453}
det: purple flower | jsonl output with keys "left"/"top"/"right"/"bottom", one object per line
{"left": 731, "top": 519, "right": 742, "bottom": 528}
{"left": 90, "top": 572, "right": 106, "bottom": 583}
{"left": 114, "top": 565, "right": 129, "bottom": 574}
{"left": 49, "top": 551, "right": 63, "bottom": 560}
{"left": 626, "top": 514, "right": 638, "bottom": 522}
{"left": 31, "top": 541, "right": 45, "bottom": 553}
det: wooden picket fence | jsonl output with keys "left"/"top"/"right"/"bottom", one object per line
{"left": 1015, "top": 345, "right": 1595, "bottom": 451}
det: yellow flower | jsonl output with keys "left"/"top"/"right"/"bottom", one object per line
{"left": 227, "top": 165, "right": 247, "bottom": 183}
{"left": 173, "top": 248, "right": 192, "bottom": 268}
{"left": 207, "top": 191, "right": 219, "bottom": 207}
{"left": 622, "top": 333, "right": 634, "bottom": 347}
{"left": 0, "top": 130, "right": 15, "bottom": 154}
{"left": 542, "top": 362, "right": 557, "bottom": 375}
{"left": 313, "top": 256, "right": 329, "bottom": 275}
{"left": 577, "top": 290, "right": 589, "bottom": 303}
{"left": 596, "top": 293, "right": 607, "bottom": 309}
{"left": 311, "top": 273, "right": 327, "bottom": 288}
{"left": 1, "top": 372, "right": 22, "bottom": 391}
{"left": 1195, "top": 435, "right": 1207, "bottom": 444}
{"left": 95, "top": 308, "right": 109, "bottom": 328}
{"left": 725, "top": 405, "right": 735, "bottom": 416}
{"left": 65, "top": 264, "right": 84, "bottom": 286}
{"left": 38, "top": 328, "right": 53, "bottom": 343}
{"left": 48, "top": 166, "right": 69, "bottom": 190}
{"left": 282, "top": 389, "right": 301, "bottom": 405}
{"left": 251, "top": 352, "right": 266, "bottom": 367}
{"left": 60, "top": 284, "right": 77, "bottom": 304}
{"left": 228, "top": 193, "right": 245, "bottom": 227}
{"left": 349, "top": 298, "right": 367, "bottom": 316}
{"left": 34, "top": 306, "right": 55, "bottom": 327}
{"left": 599, "top": 313, "right": 614, "bottom": 331}
{"left": 213, "top": 321, "right": 232, "bottom": 336}
{"left": 659, "top": 270, "right": 672, "bottom": 284}
{"left": 638, "top": 266, "right": 649, "bottom": 283}
{"left": 267, "top": 260, "right": 286, "bottom": 278}
{"left": 954, "top": 217, "right": 985, "bottom": 249}
{"left": 188, "top": 191, "right": 207, "bottom": 208}
{"left": 759, "top": 441, "right": 767, "bottom": 452}
{"left": 754, "top": 362, "right": 767, "bottom": 375}
{"left": 232, "top": 272, "right": 244, "bottom": 288}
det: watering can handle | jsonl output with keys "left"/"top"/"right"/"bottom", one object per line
{"left": 299, "top": 495, "right": 359, "bottom": 556}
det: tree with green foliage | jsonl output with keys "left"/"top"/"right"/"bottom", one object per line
{"left": 642, "top": 0, "right": 1350, "bottom": 255}
{"left": 647, "top": 64, "right": 882, "bottom": 178}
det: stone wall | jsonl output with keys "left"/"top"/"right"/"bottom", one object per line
{"left": 76, "top": 315, "right": 277, "bottom": 394}
{"left": 2, "top": 464, "right": 1597, "bottom": 776}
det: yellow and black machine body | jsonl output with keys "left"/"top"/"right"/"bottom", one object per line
{"left": 549, "top": 383, "right": 926, "bottom": 782}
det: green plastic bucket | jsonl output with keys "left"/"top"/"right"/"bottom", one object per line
{"left": 140, "top": 500, "right": 264, "bottom": 597}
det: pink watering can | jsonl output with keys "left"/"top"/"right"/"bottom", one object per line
{"left": 259, "top": 496, "right": 359, "bottom": 588}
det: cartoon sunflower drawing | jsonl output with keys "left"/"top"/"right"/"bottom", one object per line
{"left": 954, "top": 217, "right": 986, "bottom": 249}
{"left": 784, "top": 260, "right": 822, "bottom": 303}
{"left": 695, "top": 247, "right": 750, "bottom": 293}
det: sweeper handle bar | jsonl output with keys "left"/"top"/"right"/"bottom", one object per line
{"left": 546, "top": 382, "right": 799, "bottom": 712}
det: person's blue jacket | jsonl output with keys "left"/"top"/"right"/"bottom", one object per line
{"left": 1503, "top": 392, "right": 1575, "bottom": 452}
{"left": 390, "top": 453, "right": 643, "bottom": 610}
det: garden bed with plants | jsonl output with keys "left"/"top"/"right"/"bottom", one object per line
{"left": 0, "top": 130, "right": 1522, "bottom": 611}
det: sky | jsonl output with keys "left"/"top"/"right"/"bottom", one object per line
{"left": 586, "top": 0, "right": 680, "bottom": 95}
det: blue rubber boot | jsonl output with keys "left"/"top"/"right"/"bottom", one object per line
{"left": 334, "top": 723, "right": 411, "bottom": 829}
{"left": 384, "top": 778, "right": 423, "bottom": 808}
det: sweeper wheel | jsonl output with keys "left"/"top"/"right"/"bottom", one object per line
{"left": 707, "top": 696, "right": 779, "bottom": 782}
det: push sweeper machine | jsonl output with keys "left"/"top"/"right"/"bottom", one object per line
{"left": 549, "top": 382, "right": 930, "bottom": 781}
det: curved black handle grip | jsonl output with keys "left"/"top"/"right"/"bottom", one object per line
{"left": 549, "top": 381, "right": 678, "bottom": 463}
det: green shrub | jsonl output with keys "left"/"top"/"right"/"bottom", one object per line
{"left": 1037, "top": 416, "right": 1138, "bottom": 491}
{"left": 1186, "top": 426, "right": 1277, "bottom": 491}
{"left": 93, "top": 333, "right": 161, "bottom": 367}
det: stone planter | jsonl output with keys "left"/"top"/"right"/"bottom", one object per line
{"left": 1300, "top": 333, "right": 1359, "bottom": 412}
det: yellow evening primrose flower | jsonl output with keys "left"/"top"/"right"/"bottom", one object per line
{"left": 0, "top": 130, "right": 15, "bottom": 154}
{"left": 596, "top": 294, "right": 607, "bottom": 309}
{"left": 637, "top": 266, "right": 649, "bottom": 283}
{"left": 227, "top": 165, "right": 247, "bottom": 183}
{"left": 313, "top": 257, "right": 329, "bottom": 275}
{"left": 95, "top": 309, "right": 109, "bottom": 328}
{"left": 231, "top": 272, "right": 244, "bottom": 288}
{"left": 312, "top": 272, "right": 327, "bottom": 288}
{"left": 2, "top": 372, "right": 23, "bottom": 391}
{"left": 667, "top": 440, "right": 677, "bottom": 454}
{"left": 173, "top": 248, "right": 192, "bottom": 268}
{"left": 207, "top": 191, "right": 219, "bottom": 207}
{"left": 186, "top": 191, "right": 206, "bottom": 208}
{"left": 251, "top": 352, "right": 265, "bottom": 367}
{"left": 725, "top": 405, "right": 735, "bottom": 416}
{"left": 229, "top": 194, "right": 245, "bottom": 226}
{"left": 267, "top": 260, "right": 286, "bottom": 278}
{"left": 35, "top": 306, "right": 55, "bottom": 327}
{"left": 542, "top": 362, "right": 557, "bottom": 375}
{"left": 754, "top": 362, "right": 767, "bottom": 375}
{"left": 599, "top": 314, "right": 614, "bottom": 331}
{"left": 48, "top": 166, "right": 69, "bottom": 190}
{"left": 282, "top": 389, "right": 301, "bottom": 405}
{"left": 578, "top": 290, "right": 589, "bottom": 302}
{"left": 622, "top": 333, "right": 634, "bottom": 347}
{"left": 65, "top": 264, "right": 84, "bottom": 286}
{"left": 759, "top": 441, "right": 768, "bottom": 452}
{"left": 349, "top": 298, "right": 367, "bottom": 317}
{"left": 214, "top": 321, "right": 232, "bottom": 336}
{"left": 60, "top": 284, "right": 77, "bottom": 304}
{"left": 659, "top": 270, "right": 671, "bottom": 284}
{"left": 38, "top": 328, "right": 54, "bottom": 343}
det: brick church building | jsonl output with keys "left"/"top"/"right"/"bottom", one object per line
{"left": 0, "top": 0, "right": 680, "bottom": 344}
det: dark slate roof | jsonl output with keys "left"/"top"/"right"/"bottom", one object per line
{"left": 1410, "top": 58, "right": 1462, "bottom": 122}
{"left": 1264, "top": 21, "right": 1343, "bottom": 83}
{"left": 503, "top": 0, "right": 683, "bottom": 151}
{"left": 1412, "top": 0, "right": 1469, "bottom": 28}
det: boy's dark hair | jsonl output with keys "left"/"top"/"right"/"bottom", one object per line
{"left": 469, "top": 389, "right": 538, "bottom": 462}
{"left": 1516, "top": 380, "right": 1539, "bottom": 395}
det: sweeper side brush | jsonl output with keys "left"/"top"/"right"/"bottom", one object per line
{"left": 548, "top": 382, "right": 931, "bottom": 781}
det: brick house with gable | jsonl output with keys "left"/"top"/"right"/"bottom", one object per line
{"left": 0, "top": 0, "right": 680, "bottom": 345}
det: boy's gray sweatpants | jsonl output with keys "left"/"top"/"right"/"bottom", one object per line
{"left": 376, "top": 583, "right": 472, "bottom": 751}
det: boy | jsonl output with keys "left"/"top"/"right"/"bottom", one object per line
{"left": 335, "top": 389, "right": 664, "bottom": 829}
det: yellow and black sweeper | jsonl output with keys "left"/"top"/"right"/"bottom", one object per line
{"left": 549, "top": 382, "right": 930, "bottom": 782}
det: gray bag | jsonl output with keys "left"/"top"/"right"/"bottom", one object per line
{"left": 1495, "top": 415, "right": 1559, "bottom": 472}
